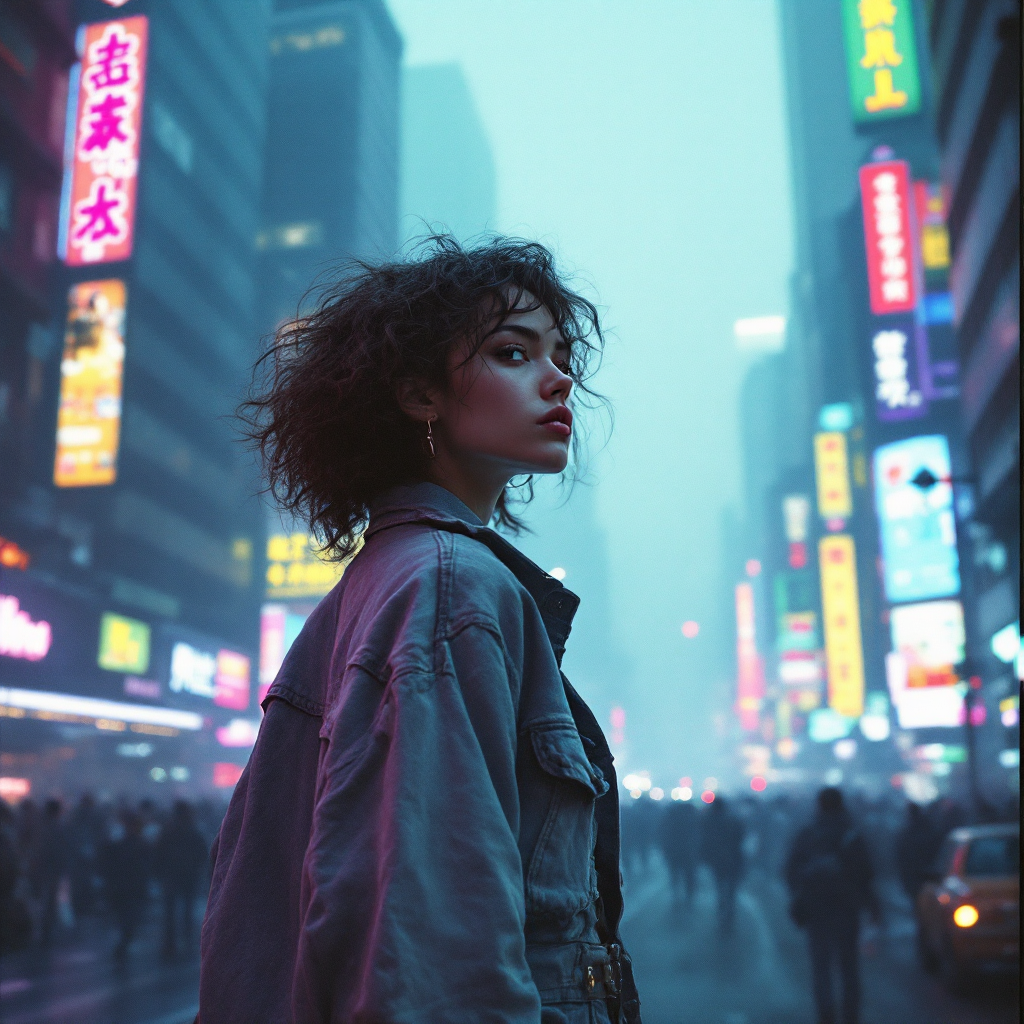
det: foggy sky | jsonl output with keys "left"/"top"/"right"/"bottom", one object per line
{"left": 387, "top": 0, "right": 795, "bottom": 785}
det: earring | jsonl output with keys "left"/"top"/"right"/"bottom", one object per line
{"left": 426, "top": 418, "right": 436, "bottom": 458}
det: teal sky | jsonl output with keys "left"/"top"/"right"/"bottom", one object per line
{"left": 387, "top": 0, "right": 795, "bottom": 784}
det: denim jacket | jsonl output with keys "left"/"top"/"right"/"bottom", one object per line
{"left": 199, "top": 483, "right": 641, "bottom": 1024}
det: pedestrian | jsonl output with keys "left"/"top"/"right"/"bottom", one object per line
{"left": 0, "top": 800, "right": 31, "bottom": 953}
{"left": 785, "top": 787, "right": 880, "bottom": 1024}
{"left": 894, "top": 801, "right": 936, "bottom": 903}
{"left": 99, "top": 809, "right": 151, "bottom": 959}
{"left": 30, "top": 798, "right": 67, "bottom": 946}
{"left": 700, "top": 796, "right": 745, "bottom": 931}
{"left": 199, "top": 236, "right": 641, "bottom": 1023}
{"left": 67, "top": 792, "right": 102, "bottom": 920}
{"left": 154, "top": 800, "right": 208, "bottom": 958}
{"left": 659, "top": 799, "right": 699, "bottom": 903}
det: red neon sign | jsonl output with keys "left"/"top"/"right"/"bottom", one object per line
{"left": 61, "top": 16, "right": 148, "bottom": 266}
{"left": 859, "top": 160, "right": 916, "bottom": 315}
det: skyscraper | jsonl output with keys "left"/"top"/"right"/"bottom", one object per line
{"left": 259, "top": 0, "right": 402, "bottom": 331}
{"left": 401, "top": 63, "right": 496, "bottom": 245}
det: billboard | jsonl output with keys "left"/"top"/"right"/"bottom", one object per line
{"left": 59, "top": 15, "right": 148, "bottom": 265}
{"left": 859, "top": 160, "right": 917, "bottom": 315}
{"left": 873, "top": 436, "right": 961, "bottom": 603}
{"left": 913, "top": 181, "right": 951, "bottom": 272}
{"left": 890, "top": 600, "right": 965, "bottom": 688}
{"left": 735, "top": 582, "right": 765, "bottom": 732}
{"left": 841, "top": 0, "right": 921, "bottom": 123}
{"left": 213, "top": 651, "right": 251, "bottom": 711}
{"left": 265, "top": 532, "right": 349, "bottom": 601}
{"left": 813, "top": 433, "right": 853, "bottom": 519}
{"left": 0, "top": 595, "right": 52, "bottom": 663}
{"left": 819, "top": 535, "right": 865, "bottom": 718}
{"left": 97, "top": 612, "right": 150, "bottom": 674}
{"left": 886, "top": 652, "right": 964, "bottom": 729}
{"left": 54, "top": 280, "right": 126, "bottom": 487}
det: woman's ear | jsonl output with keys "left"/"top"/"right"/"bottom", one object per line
{"left": 395, "top": 380, "right": 440, "bottom": 424}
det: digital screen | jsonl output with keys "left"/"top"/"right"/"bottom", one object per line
{"left": 873, "top": 435, "right": 961, "bottom": 603}
{"left": 735, "top": 582, "right": 764, "bottom": 732}
{"left": 213, "top": 650, "right": 251, "bottom": 711}
{"left": 890, "top": 600, "right": 965, "bottom": 688}
{"left": 97, "top": 612, "right": 150, "bottom": 674}
{"left": 819, "top": 535, "right": 865, "bottom": 719}
{"left": 886, "top": 652, "right": 964, "bottom": 729}
{"left": 54, "top": 280, "right": 126, "bottom": 487}
{"left": 169, "top": 641, "right": 216, "bottom": 699}
{"left": 59, "top": 16, "right": 148, "bottom": 265}
{"left": 841, "top": 0, "right": 921, "bottom": 124}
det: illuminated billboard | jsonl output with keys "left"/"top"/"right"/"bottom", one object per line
{"left": 858, "top": 160, "right": 917, "bottom": 314}
{"left": 97, "top": 612, "right": 150, "bottom": 674}
{"left": 813, "top": 433, "right": 853, "bottom": 519}
{"left": 213, "top": 650, "right": 251, "bottom": 711}
{"left": 841, "top": 0, "right": 921, "bottom": 123}
{"left": 873, "top": 436, "right": 960, "bottom": 603}
{"left": 886, "top": 652, "right": 964, "bottom": 729}
{"left": 0, "top": 595, "right": 52, "bottom": 663}
{"left": 735, "top": 582, "right": 765, "bottom": 732}
{"left": 59, "top": 16, "right": 148, "bottom": 265}
{"left": 819, "top": 535, "right": 865, "bottom": 718}
{"left": 54, "top": 280, "right": 126, "bottom": 487}
{"left": 265, "top": 532, "right": 350, "bottom": 601}
{"left": 169, "top": 641, "right": 216, "bottom": 699}
{"left": 913, "top": 181, "right": 950, "bottom": 272}
{"left": 890, "top": 600, "right": 965, "bottom": 688}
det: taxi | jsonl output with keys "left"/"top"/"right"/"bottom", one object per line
{"left": 915, "top": 823, "right": 1020, "bottom": 989}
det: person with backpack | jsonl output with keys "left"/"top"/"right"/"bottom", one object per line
{"left": 785, "top": 787, "right": 880, "bottom": 1024}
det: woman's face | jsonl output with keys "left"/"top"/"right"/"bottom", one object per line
{"left": 433, "top": 292, "right": 574, "bottom": 482}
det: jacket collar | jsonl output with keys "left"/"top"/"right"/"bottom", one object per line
{"left": 365, "top": 482, "right": 580, "bottom": 665}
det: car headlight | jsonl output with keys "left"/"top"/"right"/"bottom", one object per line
{"left": 953, "top": 904, "right": 979, "bottom": 928}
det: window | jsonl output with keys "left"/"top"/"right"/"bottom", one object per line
{"left": 964, "top": 835, "right": 1019, "bottom": 877}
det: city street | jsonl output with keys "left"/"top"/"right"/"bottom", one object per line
{"left": 0, "top": 859, "right": 1016, "bottom": 1024}
{"left": 621, "top": 860, "right": 1019, "bottom": 1024}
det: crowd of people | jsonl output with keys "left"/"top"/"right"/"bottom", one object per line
{"left": 0, "top": 794, "right": 224, "bottom": 960}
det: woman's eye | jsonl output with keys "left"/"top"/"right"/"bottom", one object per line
{"left": 497, "top": 345, "right": 527, "bottom": 362}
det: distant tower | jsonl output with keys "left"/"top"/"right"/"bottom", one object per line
{"left": 260, "top": 0, "right": 402, "bottom": 332}
{"left": 401, "top": 63, "right": 496, "bottom": 244}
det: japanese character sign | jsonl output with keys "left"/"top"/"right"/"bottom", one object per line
{"left": 859, "top": 160, "right": 917, "bottom": 315}
{"left": 818, "top": 535, "right": 865, "bottom": 719}
{"left": 813, "top": 432, "right": 853, "bottom": 520}
{"left": 871, "top": 317, "right": 929, "bottom": 422}
{"left": 59, "top": 16, "right": 148, "bottom": 266}
{"left": 841, "top": 0, "right": 921, "bottom": 122}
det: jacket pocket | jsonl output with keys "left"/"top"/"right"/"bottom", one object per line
{"left": 525, "top": 722, "right": 608, "bottom": 921}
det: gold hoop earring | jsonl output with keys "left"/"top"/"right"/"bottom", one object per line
{"left": 426, "top": 418, "right": 436, "bottom": 459}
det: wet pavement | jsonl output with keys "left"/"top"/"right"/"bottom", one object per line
{"left": 0, "top": 863, "right": 1017, "bottom": 1024}
{"left": 621, "top": 858, "right": 1019, "bottom": 1024}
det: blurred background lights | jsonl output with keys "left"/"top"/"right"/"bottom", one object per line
{"left": 700, "top": 790, "right": 715, "bottom": 804}
{"left": 149, "top": 766, "right": 167, "bottom": 782}
{"left": 670, "top": 786, "right": 693, "bottom": 801}
{"left": 679, "top": 777, "right": 692, "bottom": 788}
{"left": 621, "top": 772, "right": 651, "bottom": 792}
{"left": 169, "top": 766, "right": 190, "bottom": 781}
{"left": 744, "top": 559, "right": 761, "bottom": 578}
{"left": 681, "top": 620, "right": 700, "bottom": 638}
{"left": 649, "top": 787, "right": 664, "bottom": 801}
{"left": 750, "top": 775, "right": 767, "bottom": 792}
{"left": 703, "top": 777, "right": 717, "bottom": 790}
{"left": 548, "top": 567, "right": 567, "bottom": 581}
{"left": 834, "top": 738, "right": 857, "bottom": 760}
{"left": 733, "top": 315, "right": 786, "bottom": 353}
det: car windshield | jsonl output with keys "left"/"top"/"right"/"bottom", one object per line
{"left": 964, "top": 835, "right": 1020, "bottom": 878}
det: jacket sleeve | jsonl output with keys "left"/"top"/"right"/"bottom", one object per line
{"left": 291, "top": 621, "right": 541, "bottom": 1024}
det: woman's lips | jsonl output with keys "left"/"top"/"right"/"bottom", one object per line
{"left": 540, "top": 421, "right": 571, "bottom": 437}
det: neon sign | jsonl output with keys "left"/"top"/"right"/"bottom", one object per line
{"left": 59, "top": 15, "right": 148, "bottom": 265}
{"left": 859, "top": 160, "right": 916, "bottom": 315}
{"left": 0, "top": 595, "right": 52, "bottom": 662}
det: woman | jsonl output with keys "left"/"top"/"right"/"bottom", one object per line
{"left": 199, "top": 236, "right": 641, "bottom": 1023}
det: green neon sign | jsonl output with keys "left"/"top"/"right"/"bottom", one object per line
{"left": 841, "top": 0, "right": 922, "bottom": 123}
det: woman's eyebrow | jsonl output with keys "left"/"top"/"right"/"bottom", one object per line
{"left": 493, "top": 322, "right": 569, "bottom": 350}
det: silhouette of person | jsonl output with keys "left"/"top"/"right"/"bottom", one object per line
{"left": 785, "top": 787, "right": 879, "bottom": 1024}
{"left": 100, "top": 810, "right": 151, "bottom": 959}
{"left": 659, "top": 800, "right": 699, "bottom": 903}
{"left": 700, "top": 796, "right": 745, "bottom": 930}
{"left": 154, "top": 801, "right": 208, "bottom": 958}
{"left": 32, "top": 799, "right": 67, "bottom": 946}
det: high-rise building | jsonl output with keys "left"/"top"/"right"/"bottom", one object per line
{"left": 926, "top": 2, "right": 1019, "bottom": 679}
{"left": 0, "top": 0, "right": 74, "bottom": 519}
{"left": 0, "top": 0, "right": 271, "bottom": 798}
{"left": 259, "top": 0, "right": 402, "bottom": 332}
{"left": 400, "top": 63, "right": 496, "bottom": 245}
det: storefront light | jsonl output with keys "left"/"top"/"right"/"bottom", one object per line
{"left": 0, "top": 687, "right": 202, "bottom": 731}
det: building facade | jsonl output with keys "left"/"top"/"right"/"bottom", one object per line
{"left": 1, "top": 0, "right": 272, "bottom": 799}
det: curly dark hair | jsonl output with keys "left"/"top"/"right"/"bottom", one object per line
{"left": 240, "top": 234, "right": 605, "bottom": 558}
